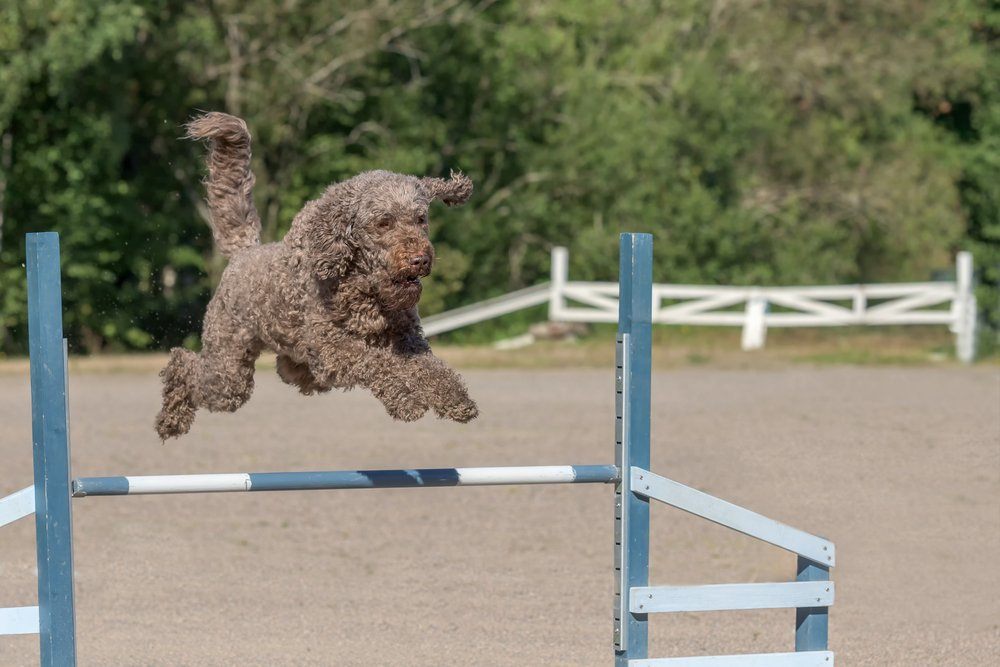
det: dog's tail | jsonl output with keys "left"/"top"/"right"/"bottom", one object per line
{"left": 186, "top": 112, "right": 261, "bottom": 257}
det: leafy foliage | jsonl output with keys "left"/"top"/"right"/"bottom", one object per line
{"left": 0, "top": 0, "right": 995, "bottom": 354}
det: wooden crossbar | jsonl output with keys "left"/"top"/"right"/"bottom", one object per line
{"left": 0, "top": 486, "right": 36, "bottom": 528}
{"left": 630, "top": 467, "right": 834, "bottom": 566}
{"left": 629, "top": 651, "right": 834, "bottom": 666}
{"left": 630, "top": 581, "right": 834, "bottom": 614}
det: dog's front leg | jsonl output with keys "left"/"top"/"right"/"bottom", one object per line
{"left": 305, "top": 334, "right": 430, "bottom": 422}
{"left": 401, "top": 352, "right": 479, "bottom": 423}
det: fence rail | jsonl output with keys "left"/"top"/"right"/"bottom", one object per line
{"left": 420, "top": 283, "right": 550, "bottom": 336}
{"left": 421, "top": 246, "right": 977, "bottom": 361}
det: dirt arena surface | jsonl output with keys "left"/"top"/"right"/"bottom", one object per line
{"left": 2, "top": 363, "right": 998, "bottom": 665}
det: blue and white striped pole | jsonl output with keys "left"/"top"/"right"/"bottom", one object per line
{"left": 615, "top": 233, "right": 653, "bottom": 665}
{"left": 71, "top": 465, "right": 619, "bottom": 496}
{"left": 27, "top": 232, "right": 78, "bottom": 666}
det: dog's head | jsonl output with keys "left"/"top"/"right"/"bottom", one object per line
{"left": 289, "top": 169, "right": 472, "bottom": 311}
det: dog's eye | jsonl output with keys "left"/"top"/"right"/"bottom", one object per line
{"left": 418, "top": 215, "right": 428, "bottom": 227}
{"left": 377, "top": 217, "right": 393, "bottom": 229}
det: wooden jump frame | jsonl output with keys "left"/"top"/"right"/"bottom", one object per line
{"left": 0, "top": 232, "right": 835, "bottom": 666}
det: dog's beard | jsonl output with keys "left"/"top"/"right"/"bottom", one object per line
{"left": 381, "top": 274, "right": 423, "bottom": 310}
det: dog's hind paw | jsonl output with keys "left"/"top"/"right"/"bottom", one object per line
{"left": 155, "top": 348, "right": 198, "bottom": 440}
{"left": 155, "top": 407, "right": 195, "bottom": 440}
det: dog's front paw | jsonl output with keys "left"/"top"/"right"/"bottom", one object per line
{"left": 435, "top": 395, "right": 479, "bottom": 423}
{"left": 382, "top": 394, "right": 430, "bottom": 422}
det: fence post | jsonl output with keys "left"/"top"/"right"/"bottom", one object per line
{"left": 27, "top": 232, "right": 78, "bottom": 667}
{"left": 549, "top": 246, "right": 569, "bottom": 322}
{"left": 795, "top": 556, "right": 830, "bottom": 653}
{"left": 852, "top": 286, "right": 867, "bottom": 321}
{"left": 954, "top": 251, "right": 977, "bottom": 363}
{"left": 741, "top": 290, "right": 768, "bottom": 350}
{"left": 614, "top": 233, "right": 652, "bottom": 666}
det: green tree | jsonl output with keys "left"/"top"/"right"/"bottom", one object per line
{"left": 0, "top": 0, "right": 995, "bottom": 355}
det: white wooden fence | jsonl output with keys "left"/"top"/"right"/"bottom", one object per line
{"left": 422, "top": 247, "right": 977, "bottom": 362}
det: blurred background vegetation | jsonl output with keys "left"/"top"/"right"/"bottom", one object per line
{"left": 0, "top": 0, "right": 996, "bottom": 356}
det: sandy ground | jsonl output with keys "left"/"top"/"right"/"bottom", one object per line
{"left": 1, "top": 363, "right": 998, "bottom": 665}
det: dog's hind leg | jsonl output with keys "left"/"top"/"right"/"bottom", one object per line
{"left": 155, "top": 304, "right": 262, "bottom": 439}
{"left": 155, "top": 348, "right": 200, "bottom": 439}
{"left": 195, "top": 337, "right": 262, "bottom": 414}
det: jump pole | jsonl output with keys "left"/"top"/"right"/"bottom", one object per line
{"left": 71, "top": 465, "right": 619, "bottom": 496}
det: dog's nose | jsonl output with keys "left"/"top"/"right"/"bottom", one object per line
{"left": 410, "top": 254, "right": 431, "bottom": 272}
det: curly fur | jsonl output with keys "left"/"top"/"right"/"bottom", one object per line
{"left": 155, "top": 112, "right": 478, "bottom": 439}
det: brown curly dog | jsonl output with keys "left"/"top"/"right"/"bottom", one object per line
{"left": 155, "top": 112, "right": 478, "bottom": 440}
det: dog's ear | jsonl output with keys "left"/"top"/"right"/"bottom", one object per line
{"left": 421, "top": 170, "right": 473, "bottom": 207}
{"left": 309, "top": 226, "right": 354, "bottom": 281}
{"left": 285, "top": 201, "right": 355, "bottom": 281}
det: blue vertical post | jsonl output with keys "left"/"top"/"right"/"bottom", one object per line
{"left": 27, "top": 232, "right": 78, "bottom": 666}
{"left": 795, "top": 557, "right": 829, "bottom": 652}
{"left": 614, "top": 233, "right": 652, "bottom": 666}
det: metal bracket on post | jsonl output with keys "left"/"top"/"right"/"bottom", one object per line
{"left": 613, "top": 334, "right": 630, "bottom": 651}
{"left": 27, "top": 232, "right": 78, "bottom": 667}
{"left": 614, "top": 233, "right": 652, "bottom": 666}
